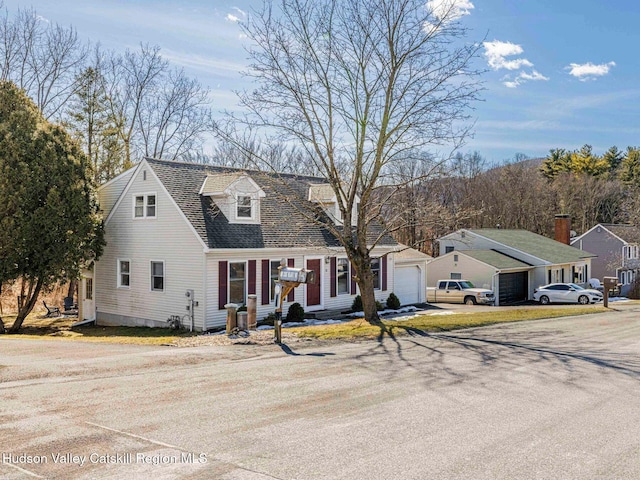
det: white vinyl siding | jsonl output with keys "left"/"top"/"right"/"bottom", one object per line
{"left": 203, "top": 248, "right": 395, "bottom": 330}
{"left": 96, "top": 163, "right": 206, "bottom": 330}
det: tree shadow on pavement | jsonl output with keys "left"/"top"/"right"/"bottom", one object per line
{"left": 353, "top": 322, "right": 640, "bottom": 386}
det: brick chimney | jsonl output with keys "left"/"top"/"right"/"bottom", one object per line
{"left": 554, "top": 214, "right": 571, "bottom": 245}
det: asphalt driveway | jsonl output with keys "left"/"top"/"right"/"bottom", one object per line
{"left": 1, "top": 303, "right": 639, "bottom": 479}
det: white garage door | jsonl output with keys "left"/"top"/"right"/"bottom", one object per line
{"left": 394, "top": 266, "right": 422, "bottom": 305}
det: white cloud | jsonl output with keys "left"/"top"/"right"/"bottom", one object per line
{"left": 226, "top": 7, "right": 246, "bottom": 23}
{"left": 519, "top": 70, "right": 549, "bottom": 82}
{"left": 484, "top": 40, "right": 548, "bottom": 88}
{"left": 425, "top": 0, "right": 474, "bottom": 29}
{"left": 502, "top": 70, "right": 549, "bottom": 88}
{"left": 35, "top": 14, "right": 50, "bottom": 23}
{"left": 483, "top": 40, "right": 532, "bottom": 71}
{"left": 566, "top": 61, "right": 615, "bottom": 81}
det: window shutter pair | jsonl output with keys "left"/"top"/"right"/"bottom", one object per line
{"left": 218, "top": 259, "right": 257, "bottom": 309}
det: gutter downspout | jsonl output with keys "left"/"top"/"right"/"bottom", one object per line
{"left": 492, "top": 271, "right": 500, "bottom": 306}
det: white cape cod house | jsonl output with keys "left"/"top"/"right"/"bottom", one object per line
{"left": 79, "top": 158, "right": 427, "bottom": 330}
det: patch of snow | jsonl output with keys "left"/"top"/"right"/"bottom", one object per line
{"left": 257, "top": 325, "right": 274, "bottom": 330}
{"left": 429, "top": 311, "right": 458, "bottom": 316}
{"left": 608, "top": 297, "right": 630, "bottom": 302}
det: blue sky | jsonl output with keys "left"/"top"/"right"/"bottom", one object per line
{"left": 5, "top": 0, "right": 640, "bottom": 163}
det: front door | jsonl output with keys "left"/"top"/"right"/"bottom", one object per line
{"left": 81, "top": 274, "right": 95, "bottom": 321}
{"left": 306, "top": 259, "right": 321, "bottom": 307}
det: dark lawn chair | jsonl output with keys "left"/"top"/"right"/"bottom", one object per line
{"left": 63, "top": 296, "right": 78, "bottom": 316}
{"left": 63, "top": 297, "right": 78, "bottom": 311}
{"left": 43, "top": 301, "right": 61, "bottom": 317}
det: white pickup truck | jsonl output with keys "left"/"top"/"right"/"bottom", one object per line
{"left": 426, "top": 280, "right": 495, "bottom": 305}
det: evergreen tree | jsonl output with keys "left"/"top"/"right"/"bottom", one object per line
{"left": 620, "top": 146, "right": 640, "bottom": 188}
{"left": 0, "top": 81, "right": 105, "bottom": 332}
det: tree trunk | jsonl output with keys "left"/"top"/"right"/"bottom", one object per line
{"left": 8, "top": 278, "right": 43, "bottom": 333}
{"left": 353, "top": 259, "right": 381, "bottom": 325}
{"left": 67, "top": 279, "right": 77, "bottom": 301}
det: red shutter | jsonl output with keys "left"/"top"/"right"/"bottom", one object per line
{"left": 261, "top": 259, "right": 270, "bottom": 305}
{"left": 351, "top": 262, "right": 357, "bottom": 295}
{"left": 218, "top": 261, "right": 228, "bottom": 309}
{"left": 287, "top": 258, "right": 295, "bottom": 301}
{"left": 330, "top": 257, "right": 337, "bottom": 297}
{"left": 381, "top": 255, "right": 388, "bottom": 291}
{"left": 248, "top": 260, "right": 257, "bottom": 295}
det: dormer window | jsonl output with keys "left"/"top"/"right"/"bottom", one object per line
{"left": 308, "top": 183, "right": 359, "bottom": 227}
{"left": 199, "top": 173, "right": 265, "bottom": 225}
{"left": 237, "top": 195, "right": 252, "bottom": 219}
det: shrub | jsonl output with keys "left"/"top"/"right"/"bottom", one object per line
{"left": 386, "top": 292, "right": 401, "bottom": 310}
{"left": 260, "top": 313, "right": 276, "bottom": 326}
{"left": 285, "top": 302, "right": 305, "bottom": 323}
{"left": 351, "top": 295, "right": 363, "bottom": 312}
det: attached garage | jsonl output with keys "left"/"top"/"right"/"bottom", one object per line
{"left": 395, "top": 265, "right": 422, "bottom": 305}
{"left": 392, "top": 246, "right": 431, "bottom": 306}
{"left": 498, "top": 271, "right": 529, "bottom": 304}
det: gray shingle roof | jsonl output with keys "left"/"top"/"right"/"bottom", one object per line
{"left": 602, "top": 224, "right": 640, "bottom": 245}
{"left": 469, "top": 229, "right": 596, "bottom": 264}
{"left": 146, "top": 158, "right": 396, "bottom": 249}
{"left": 461, "top": 250, "right": 532, "bottom": 270}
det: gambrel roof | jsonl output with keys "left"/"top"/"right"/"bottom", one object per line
{"left": 145, "top": 158, "right": 396, "bottom": 249}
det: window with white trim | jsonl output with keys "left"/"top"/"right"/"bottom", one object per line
{"left": 236, "top": 195, "right": 252, "bottom": 219}
{"left": 117, "top": 259, "right": 130, "bottom": 288}
{"left": 150, "top": 261, "right": 164, "bottom": 292}
{"left": 229, "top": 262, "right": 246, "bottom": 304}
{"left": 624, "top": 245, "right": 639, "bottom": 260}
{"left": 371, "top": 258, "right": 381, "bottom": 290}
{"left": 134, "top": 194, "right": 157, "bottom": 218}
{"left": 270, "top": 260, "right": 280, "bottom": 301}
{"left": 573, "top": 265, "right": 586, "bottom": 283}
{"left": 337, "top": 258, "right": 349, "bottom": 294}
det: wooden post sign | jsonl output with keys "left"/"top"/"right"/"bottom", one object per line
{"left": 273, "top": 260, "right": 315, "bottom": 343}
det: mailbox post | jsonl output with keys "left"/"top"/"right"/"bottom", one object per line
{"left": 602, "top": 276, "right": 618, "bottom": 308}
{"left": 273, "top": 259, "right": 316, "bottom": 343}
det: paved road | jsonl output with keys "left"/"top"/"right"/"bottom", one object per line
{"left": 1, "top": 304, "right": 639, "bottom": 479}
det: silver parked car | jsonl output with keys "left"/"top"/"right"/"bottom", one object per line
{"left": 533, "top": 283, "right": 603, "bottom": 305}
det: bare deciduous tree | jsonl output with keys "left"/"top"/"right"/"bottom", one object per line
{"left": 0, "top": 5, "right": 87, "bottom": 120}
{"left": 217, "top": 0, "right": 481, "bottom": 323}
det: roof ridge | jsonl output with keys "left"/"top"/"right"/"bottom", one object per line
{"left": 144, "top": 156, "right": 326, "bottom": 182}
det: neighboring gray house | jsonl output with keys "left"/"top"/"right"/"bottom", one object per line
{"left": 79, "top": 158, "right": 425, "bottom": 330}
{"left": 430, "top": 229, "right": 596, "bottom": 305}
{"left": 571, "top": 224, "right": 640, "bottom": 291}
